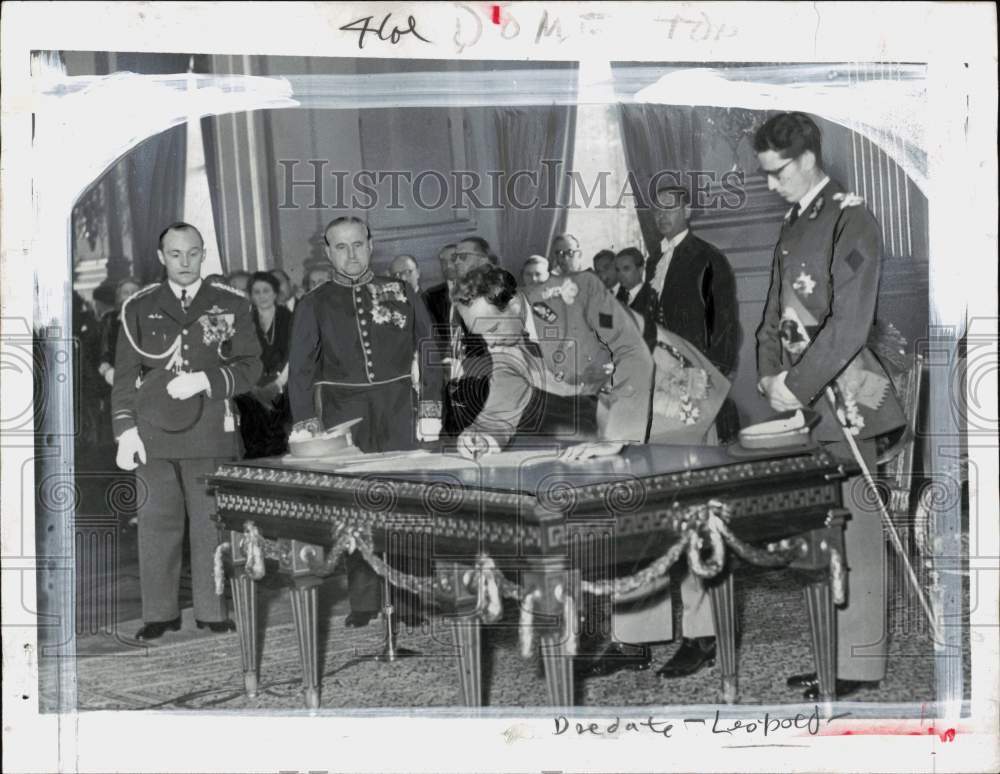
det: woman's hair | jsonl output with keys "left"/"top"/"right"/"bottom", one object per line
{"left": 114, "top": 276, "right": 142, "bottom": 305}
{"left": 452, "top": 264, "right": 519, "bottom": 311}
{"left": 249, "top": 270, "right": 280, "bottom": 295}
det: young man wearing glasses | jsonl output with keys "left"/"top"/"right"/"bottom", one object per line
{"left": 754, "top": 111, "right": 905, "bottom": 699}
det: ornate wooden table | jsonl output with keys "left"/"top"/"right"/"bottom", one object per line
{"left": 207, "top": 444, "right": 855, "bottom": 708}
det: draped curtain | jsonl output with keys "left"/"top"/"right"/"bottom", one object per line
{"left": 200, "top": 116, "right": 228, "bottom": 274}
{"left": 125, "top": 125, "right": 187, "bottom": 284}
{"left": 493, "top": 105, "right": 577, "bottom": 268}
{"left": 616, "top": 104, "right": 697, "bottom": 260}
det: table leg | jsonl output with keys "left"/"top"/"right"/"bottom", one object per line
{"left": 539, "top": 634, "right": 574, "bottom": 707}
{"left": 230, "top": 566, "right": 259, "bottom": 698}
{"left": 448, "top": 616, "right": 483, "bottom": 706}
{"left": 289, "top": 580, "right": 321, "bottom": 709}
{"left": 525, "top": 558, "right": 577, "bottom": 708}
{"left": 708, "top": 573, "right": 739, "bottom": 704}
{"left": 803, "top": 579, "right": 837, "bottom": 706}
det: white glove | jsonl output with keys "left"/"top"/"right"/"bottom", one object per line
{"left": 103, "top": 367, "right": 115, "bottom": 386}
{"left": 275, "top": 362, "right": 289, "bottom": 389}
{"left": 764, "top": 371, "right": 803, "bottom": 412}
{"left": 167, "top": 371, "right": 210, "bottom": 400}
{"left": 417, "top": 417, "right": 442, "bottom": 443}
{"left": 115, "top": 427, "right": 147, "bottom": 471}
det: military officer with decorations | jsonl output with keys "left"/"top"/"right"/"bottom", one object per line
{"left": 754, "top": 112, "right": 905, "bottom": 699}
{"left": 287, "top": 215, "right": 443, "bottom": 626}
{"left": 112, "top": 222, "right": 262, "bottom": 640}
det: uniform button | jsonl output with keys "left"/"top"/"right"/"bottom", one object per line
{"left": 360, "top": 319, "right": 367, "bottom": 326}
{"left": 781, "top": 250, "right": 789, "bottom": 256}
{"left": 182, "top": 328, "right": 189, "bottom": 335}
{"left": 183, "top": 359, "right": 189, "bottom": 365}
{"left": 554, "top": 370, "right": 565, "bottom": 382}
{"left": 183, "top": 344, "right": 189, "bottom": 351}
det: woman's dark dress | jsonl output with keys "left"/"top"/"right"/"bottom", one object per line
{"left": 236, "top": 305, "right": 293, "bottom": 458}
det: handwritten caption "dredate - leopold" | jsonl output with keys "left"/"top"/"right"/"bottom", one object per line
{"left": 554, "top": 706, "right": 850, "bottom": 739}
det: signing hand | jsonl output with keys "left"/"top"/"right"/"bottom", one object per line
{"left": 115, "top": 427, "right": 147, "bottom": 471}
{"left": 558, "top": 441, "right": 624, "bottom": 463}
{"left": 457, "top": 430, "right": 499, "bottom": 461}
{"left": 763, "top": 371, "right": 803, "bottom": 412}
{"left": 167, "top": 371, "right": 210, "bottom": 400}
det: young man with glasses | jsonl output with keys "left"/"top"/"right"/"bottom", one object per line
{"left": 754, "top": 111, "right": 905, "bottom": 699}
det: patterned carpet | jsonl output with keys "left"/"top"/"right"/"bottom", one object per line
{"left": 47, "top": 565, "right": 952, "bottom": 711}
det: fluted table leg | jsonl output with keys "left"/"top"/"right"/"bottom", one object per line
{"left": 230, "top": 567, "right": 259, "bottom": 697}
{"left": 289, "top": 580, "right": 321, "bottom": 709}
{"left": 449, "top": 616, "right": 483, "bottom": 706}
{"left": 804, "top": 579, "right": 837, "bottom": 706}
{"left": 708, "top": 572, "right": 739, "bottom": 704}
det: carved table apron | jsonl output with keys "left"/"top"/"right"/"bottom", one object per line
{"left": 207, "top": 444, "right": 855, "bottom": 709}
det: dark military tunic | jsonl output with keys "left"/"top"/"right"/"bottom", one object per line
{"left": 756, "top": 177, "right": 904, "bottom": 681}
{"left": 111, "top": 279, "right": 262, "bottom": 624}
{"left": 287, "top": 270, "right": 442, "bottom": 451}
{"left": 756, "top": 178, "right": 905, "bottom": 443}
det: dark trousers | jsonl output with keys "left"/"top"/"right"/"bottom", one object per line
{"left": 321, "top": 379, "right": 418, "bottom": 613}
{"left": 135, "top": 457, "right": 228, "bottom": 623}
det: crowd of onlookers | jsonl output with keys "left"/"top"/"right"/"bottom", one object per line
{"left": 74, "top": 229, "right": 670, "bottom": 483}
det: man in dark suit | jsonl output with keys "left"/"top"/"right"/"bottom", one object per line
{"left": 642, "top": 184, "right": 740, "bottom": 679}
{"left": 755, "top": 111, "right": 904, "bottom": 699}
{"left": 421, "top": 243, "right": 457, "bottom": 329}
{"left": 112, "top": 222, "right": 262, "bottom": 640}
{"left": 613, "top": 247, "right": 658, "bottom": 351}
{"left": 287, "top": 217, "right": 442, "bottom": 627}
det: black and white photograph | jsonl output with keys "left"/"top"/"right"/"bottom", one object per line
{"left": 2, "top": 3, "right": 997, "bottom": 773}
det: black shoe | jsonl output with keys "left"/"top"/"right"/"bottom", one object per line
{"left": 786, "top": 671, "right": 818, "bottom": 689}
{"left": 576, "top": 643, "right": 652, "bottom": 679}
{"left": 195, "top": 618, "right": 236, "bottom": 633}
{"left": 345, "top": 610, "right": 379, "bottom": 628}
{"left": 134, "top": 617, "right": 181, "bottom": 641}
{"left": 656, "top": 637, "right": 716, "bottom": 679}
{"left": 803, "top": 678, "right": 880, "bottom": 700}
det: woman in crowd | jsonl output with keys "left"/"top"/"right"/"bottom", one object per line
{"left": 97, "top": 277, "right": 142, "bottom": 389}
{"left": 234, "top": 271, "right": 293, "bottom": 458}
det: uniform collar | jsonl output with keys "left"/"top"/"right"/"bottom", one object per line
{"left": 794, "top": 175, "right": 830, "bottom": 216}
{"left": 330, "top": 268, "right": 374, "bottom": 287}
{"left": 168, "top": 277, "right": 202, "bottom": 300}
{"left": 659, "top": 228, "right": 689, "bottom": 252}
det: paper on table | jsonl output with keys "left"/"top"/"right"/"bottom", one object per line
{"left": 333, "top": 448, "right": 563, "bottom": 473}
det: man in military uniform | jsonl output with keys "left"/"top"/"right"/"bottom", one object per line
{"left": 754, "top": 112, "right": 905, "bottom": 699}
{"left": 452, "top": 264, "right": 653, "bottom": 458}
{"left": 112, "top": 222, "right": 262, "bottom": 640}
{"left": 287, "top": 216, "right": 442, "bottom": 626}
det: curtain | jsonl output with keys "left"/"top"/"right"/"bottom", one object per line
{"left": 200, "top": 116, "right": 228, "bottom": 274}
{"left": 125, "top": 125, "right": 187, "bottom": 284}
{"left": 616, "top": 104, "right": 697, "bottom": 260}
{"left": 493, "top": 105, "right": 577, "bottom": 268}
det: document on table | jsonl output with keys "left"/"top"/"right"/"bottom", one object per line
{"left": 331, "top": 448, "right": 564, "bottom": 473}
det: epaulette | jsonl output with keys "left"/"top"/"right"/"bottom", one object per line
{"left": 302, "top": 279, "right": 331, "bottom": 297}
{"left": 210, "top": 281, "right": 248, "bottom": 299}
{"left": 120, "top": 282, "right": 161, "bottom": 312}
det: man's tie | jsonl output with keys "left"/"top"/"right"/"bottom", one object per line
{"left": 616, "top": 285, "right": 630, "bottom": 306}
{"left": 180, "top": 288, "right": 190, "bottom": 312}
{"left": 787, "top": 202, "right": 802, "bottom": 227}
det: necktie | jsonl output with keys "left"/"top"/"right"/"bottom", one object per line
{"left": 180, "top": 288, "right": 190, "bottom": 312}
{"left": 616, "top": 285, "right": 630, "bottom": 305}
{"left": 787, "top": 202, "right": 801, "bottom": 227}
